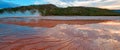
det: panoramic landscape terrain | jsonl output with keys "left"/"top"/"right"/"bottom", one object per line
{"left": 0, "top": 0, "right": 120, "bottom": 50}
{"left": 0, "top": 4, "right": 120, "bottom": 16}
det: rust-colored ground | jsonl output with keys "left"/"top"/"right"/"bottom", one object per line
{"left": 2, "top": 19, "right": 110, "bottom": 27}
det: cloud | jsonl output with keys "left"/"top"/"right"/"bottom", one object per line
{"left": 34, "top": 0, "right": 41, "bottom": 5}
{"left": 100, "top": 5, "right": 120, "bottom": 10}
{"left": 46, "top": 0, "right": 120, "bottom": 9}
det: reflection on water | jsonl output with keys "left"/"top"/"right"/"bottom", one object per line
{"left": 0, "top": 21, "right": 120, "bottom": 50}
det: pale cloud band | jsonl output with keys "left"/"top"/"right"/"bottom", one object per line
{"left": 46, "top": 0, "right": 120, "bottom": 9}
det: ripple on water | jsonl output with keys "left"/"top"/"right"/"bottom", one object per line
{"left": 0, "top": 21, "right": 120, "bottom": 50}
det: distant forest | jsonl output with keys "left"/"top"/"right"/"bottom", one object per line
{"left": 0, "top": 4, "right": 120, "bottom": 16}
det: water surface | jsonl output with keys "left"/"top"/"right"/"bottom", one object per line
{"left": 0, "top": 21, "right": 120, "bottom": 50}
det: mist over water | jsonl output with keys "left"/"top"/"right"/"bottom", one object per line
{"left": 0, "top": 21, "right": 120, "bottom": 50}
{"left": 0, "top": 10, "right": 40, "bottom": 18}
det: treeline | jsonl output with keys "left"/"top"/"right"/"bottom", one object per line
{"left": 0, "top": 4, "right": 120, "bottom": 16}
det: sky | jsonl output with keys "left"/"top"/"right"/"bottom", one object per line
{"left": 0, "top": 0, "right": 120, "bottom": 10}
